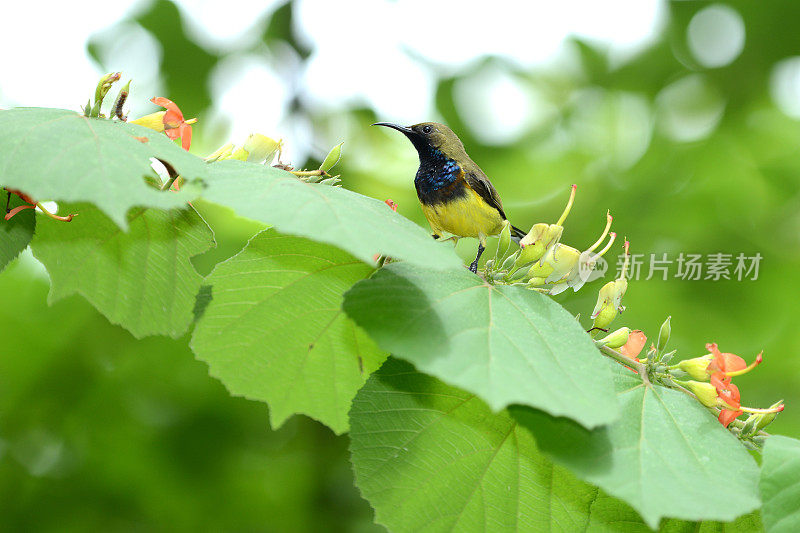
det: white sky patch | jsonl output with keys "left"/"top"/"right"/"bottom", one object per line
{"left": 770, "top": 57, "right": 800, "bottom": 119}
{"left": 454, "top": 65, "right": 556, "bottom": 145}
{"left": 1, "top": 0, "right": 665, "bottom": 155}
{"left": 295, "top": 0, "right": 664, "bottom": 123}
{"left": 91, "top": 22, "right": 166, "bottom": 115}
{"left": 208, "top": 54, "right": 298, "bottom": 157}
{"left": 687, "top": 4, "right": 745, "bottom": 69}
{"left": 656, "top": 74, "right": 725, "bottom": 142}
{"left": 173, "top": 0, "right": 283, "bottom": 52}
{"left": 0, "top": 0, "right": 140, "bottom": 108}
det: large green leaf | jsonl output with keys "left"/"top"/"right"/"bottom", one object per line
{"left": 0, "top": 192, "right": 35, "bottom": 272}
{"left": 202, "top": 160, "right": 461, "bottom": 270}
{"left": 349, "top": 359, "right": 762, "bottom": 533}
{"left": 342, "top": 262, "right": 619, "bottom": 428}
{"left": 511, "top": 361, "right": 761, "bottom": 528}
{"left": 350, "top": 357, "right": 603, "bottom": 532}
{"left": 0, "top": 108, "right": 207, "bottom": 229}
{"left": 760, "top": 436, "right": 800, "bottom": 532}
{"left": 30, "top": 203, "right": 213, "bottom": 338}
{"left": 191, "top": 229, "right": 387, "bottom": 434}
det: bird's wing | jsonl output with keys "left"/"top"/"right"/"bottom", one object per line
{"left": 465, "top": 169, "right": 508, "bottom": 220}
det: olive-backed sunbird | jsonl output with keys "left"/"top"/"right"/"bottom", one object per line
{"left": 374, "top": 121, "right": 526, "bottom": 273}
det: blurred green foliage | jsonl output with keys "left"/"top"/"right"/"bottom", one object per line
{"left": 4, "top": 0, "right": 800, "bottom": 530}
{"left": 0, "top": 261, "right": 378, "bottom": 531}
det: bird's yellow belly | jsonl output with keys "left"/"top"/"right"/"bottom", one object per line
{"left": 421, "top": 188, "right": 505, "bottom": 239}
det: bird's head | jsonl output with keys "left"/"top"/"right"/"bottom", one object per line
{"left": 373, "top": 121, "right": 465, "bottom": 160}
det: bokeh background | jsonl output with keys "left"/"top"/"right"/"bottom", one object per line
{"left": 3, "top": 0, "right": 800, "bottom": 530}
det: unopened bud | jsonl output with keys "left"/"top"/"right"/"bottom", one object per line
{"left": 130, "top": 111, "right": 166, "bottom": 132}
{"left": 676, "top": 354, "right": 714, "bottom": 381}
{"left": 319, "top": 176, "right": 341, "bottom": 186}
{"left": 755, "top": 401, "right": 784, "bottom": 431}
{"left": 319, "top": 142, "right": 344, "bottom": 173}
{"left": 517, "top": 224, "right": 563, "bottom": 268}
{"left": 95, "top": 72, "right": 121, "bottom": 101}
{"left": 501, "top": 251, "right": 519, "bottom": 271}
{"left": 525, "top": 260, "right": 554, "bottom": 282}
{"left": 204, "top": 143, "right": 234, "bottom": 162}
{"left": 230, "top": 148, "right": 249, "bottom": 161}
{"left": 657, "top": 316, "right": 671, "bottom": 352}
{"left": 243, "top": 133, "right": 281, "bottom": 163}
{"left": 517, "top": 223, "right": 548, "bottom": 266}
{"left": 112, "top": 80, "right": 131, "bottom": 121}
{"left": 597, "top": 327, "right": 631, "bottom": 349}
{"left": 543, "top": 244, "right": 581, "bottom": 285}
{"left": 591, "top": 279, "right": 626, "bottom": 331}
{"left": 496, "top": 221, "right": 511, "bottom": 260}
{"left": 683, "top": 380, "right": 718, "bottom": 408}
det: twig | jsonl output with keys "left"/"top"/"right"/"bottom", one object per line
{"left": 599, "top": 345, "right": 651, "bottom": 386}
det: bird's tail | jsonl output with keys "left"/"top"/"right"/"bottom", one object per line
{"left": 510, "top": 224, "right": 527, "bottom": 244}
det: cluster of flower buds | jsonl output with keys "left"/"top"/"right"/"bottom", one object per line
{"left": 83, "top": 72, "right": 122, "bottom": 119}
{"left": 672, "top": 343, "right": 783, "bottom": 428}
{"left": 205, "top": 135, "right": 344, "bottom": 187}
{"left": 485, "top": 185, "right": 617, "bottom": 296}
{"left": 205, "top": 134, "right": 283, "bottom": 165}
{"left": 595, "top": 309, "right": 785, "bottom": 434}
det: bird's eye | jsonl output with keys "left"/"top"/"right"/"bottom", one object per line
{"left": 422, "top": 125, "right": 433, "bottom": 134}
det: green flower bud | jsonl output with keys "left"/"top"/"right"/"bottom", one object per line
{"left": 242, "top": 133, "right": 281, "bottom": 163}
{"left": 657, "top": 316, "right": 671, "bottom": 352}
{"left": 319, "top": 142, "right": 344, "bottom": 173}
{"left": 740, "top": 414, "right": 759, "bottom": 437}
{"left": 230, "top": 148, "right": 249, "bottom": 161}
{"left": 526, "top": 261, "right": 554, "bottom": 283}
{"left": 92, "top": 72, "right": 121, "bottom": 116}
{"left": 501, "top": 251, "right": 519, "bottom": 271}
{"left": 597, "top": 327, "right": 631, "bottom": 349}
{"left": 755, "top": 401, "right": 784, "bottom": 431}
{"left": 675, "top": 354, "right": 714, "bottom": 381}
{"left": 204, "top": 143, "right": 234, "bottom": 162}
{"left": 591, "top": 279, "right": 627, "bottom": 331}
{"left": 543, "top": 244, "right": 581, "bottom": 285}
{"left": 319, "top": 176, "right": 341, "bottom": 186}
{"left": 683, "top": 380, "right": 718, "bottom": 408}
{"left": 111, "top": 80, "right": 131, "bottom": 120}
{"left": 496, "top": 220, "right": 511, "bottom": 261}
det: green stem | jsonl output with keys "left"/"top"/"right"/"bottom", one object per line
{"left": 599, "top": 345, "right": 650, "bottom": 385}
{"left": 160, "top": 176, "right": 176, "bottom": 191}
{"left": 291, "top": 170, "right": 328, "bottom": 177}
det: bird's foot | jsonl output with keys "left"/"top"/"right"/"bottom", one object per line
{"left": 468, "top": 260, "right": 479, "bottom": 274}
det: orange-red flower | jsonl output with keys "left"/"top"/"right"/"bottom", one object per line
{"left": 152, "top": 97, "right": 194, "bottom": 151}
{"left": 676, "top": 343, "right": 762, "bottom": 381}
{"left": 706, "top": 342, "right": 761, "bottom": 377}
{"left": 131, "top": 97, "right": 196, "bottom": 151}
{"left": 620, "top": 330, "right": 646, "bottom": 361}
{"left": 710, "top": 374, "right": 743, "bottom": 427}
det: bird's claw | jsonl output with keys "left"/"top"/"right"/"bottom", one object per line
{"left": 469, "top": 261, "right": 478, "bottom": 274}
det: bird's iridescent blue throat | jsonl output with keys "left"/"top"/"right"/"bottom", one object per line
{"left": 414, "top": 147, "right": 466, "bottom": 206}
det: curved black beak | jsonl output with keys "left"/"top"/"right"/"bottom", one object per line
{"left": 372, "top": 122, "right": 414, "bottom": 135}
